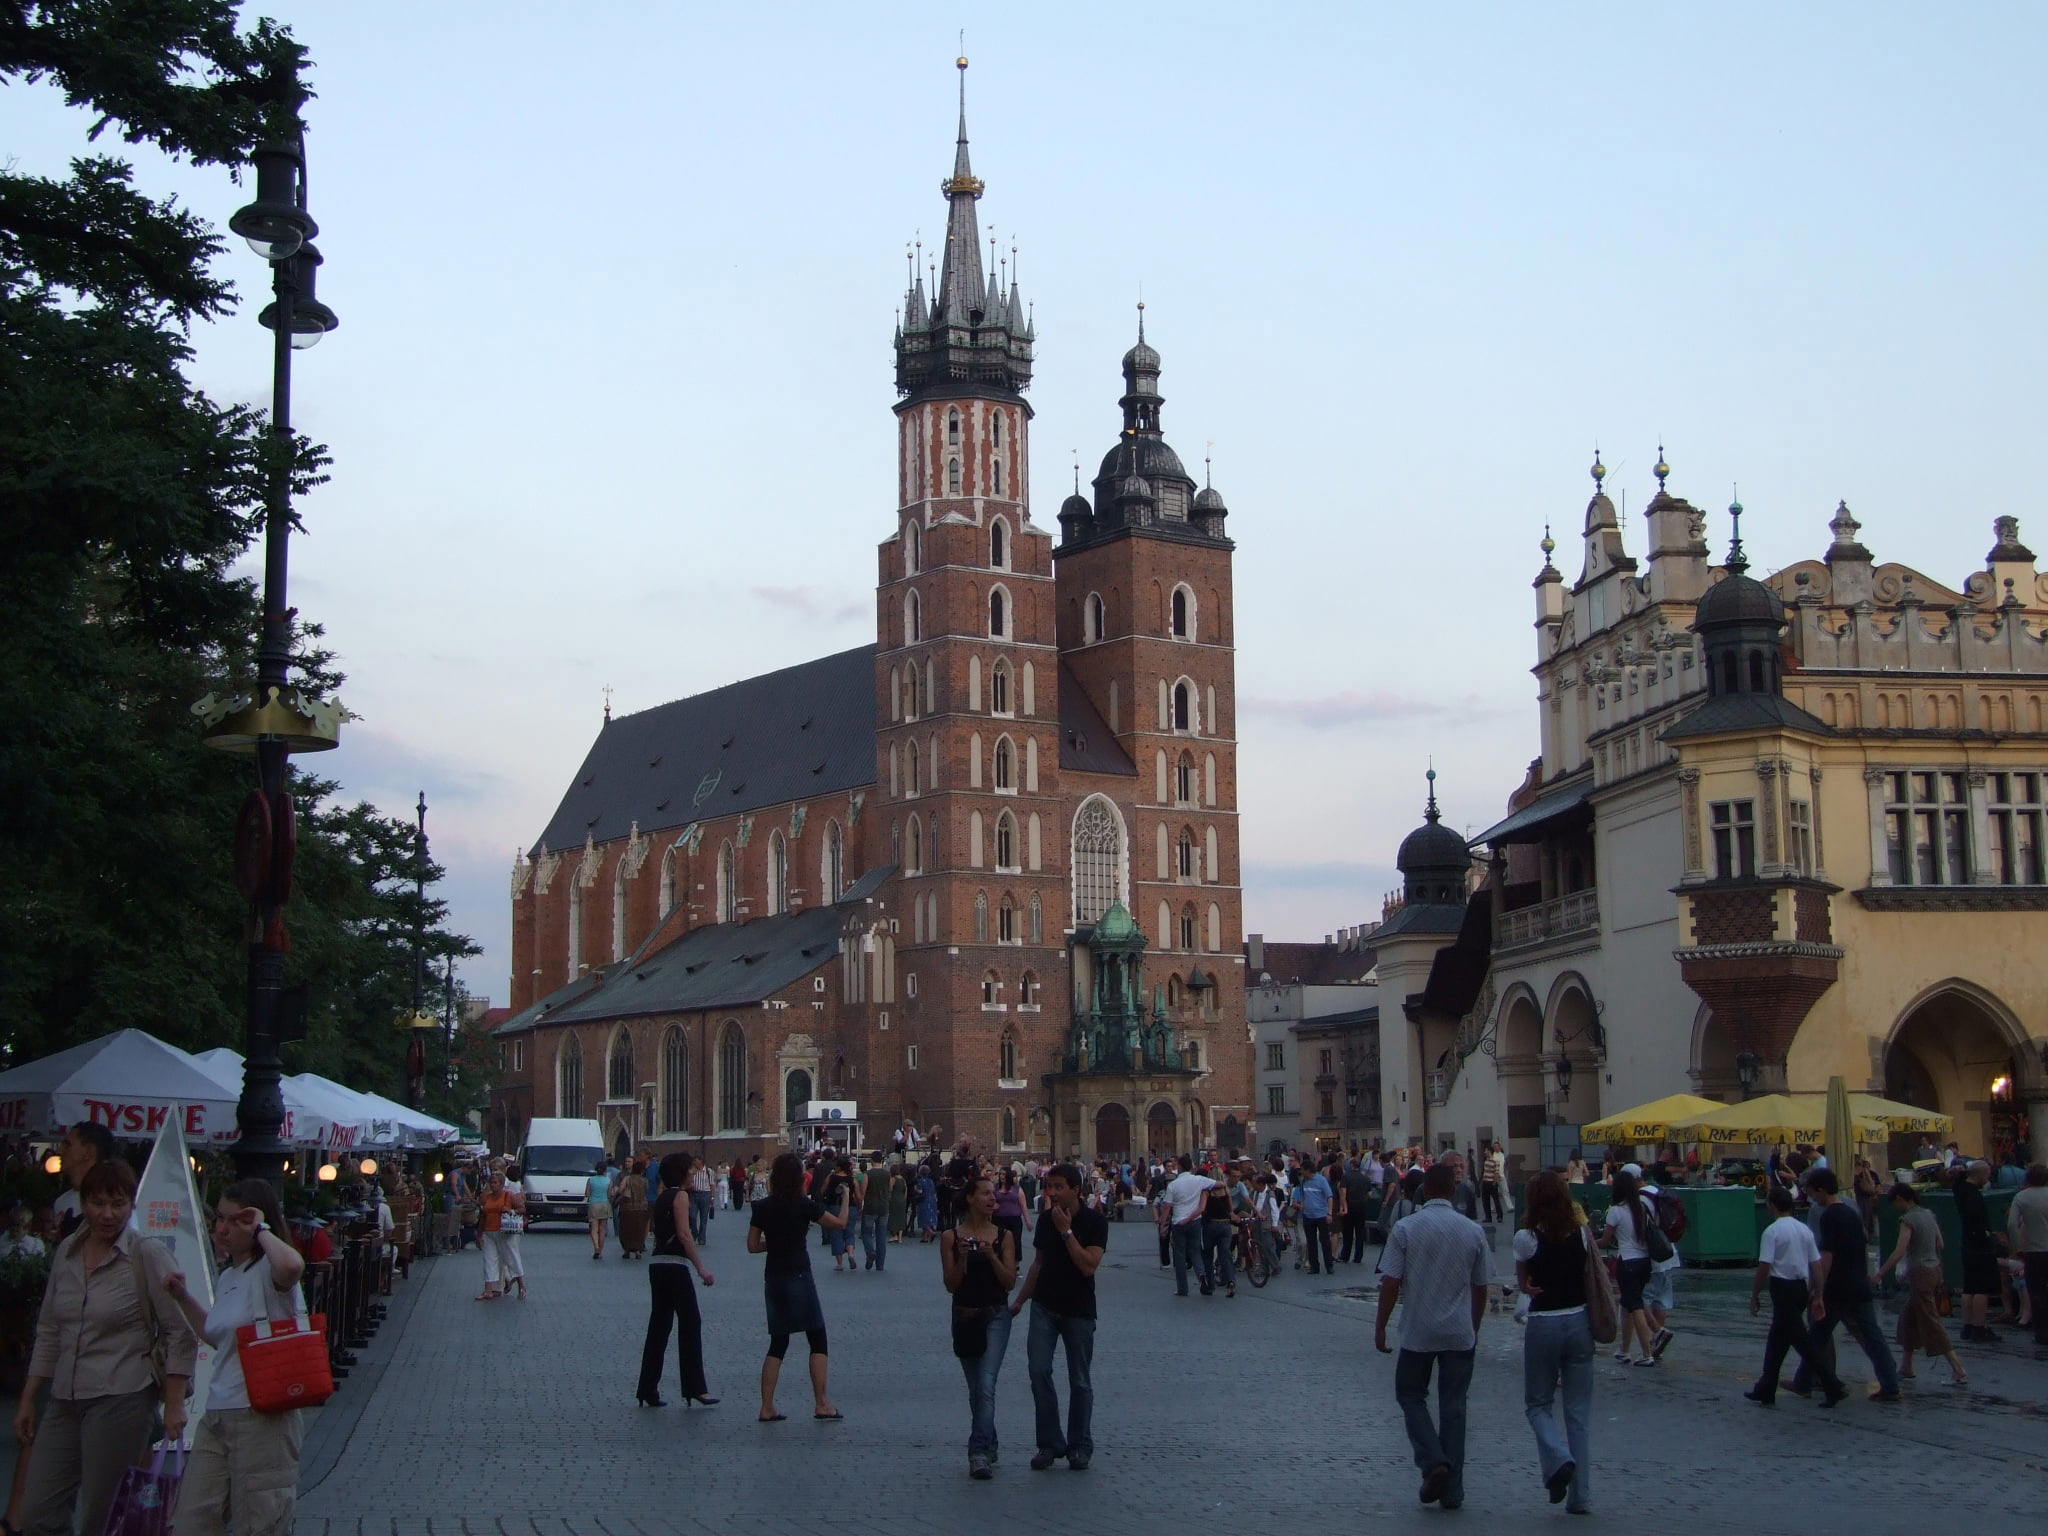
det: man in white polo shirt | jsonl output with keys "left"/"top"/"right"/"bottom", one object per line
{"left": 1162, "top": 1154, "right": 1216, "bottom": 1297}
{"left": 1745, "top": 1184, "right": 1845, "bottom": 1406}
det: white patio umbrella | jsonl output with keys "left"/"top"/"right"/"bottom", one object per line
{"left": 0, "top": 1029, "right": 241, "bottom": 1143}
{"left": 346, "top": 1088, "right": 463, "bottom": 1149}
{"left": 282, "top": 1074, "right": 400, "bottom": 1152}
{"left": 182, "top": 1048, "right": 345, "bottom": 1151}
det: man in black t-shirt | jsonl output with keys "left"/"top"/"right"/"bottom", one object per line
{"left": 1789, "top": 1168, "right": 1901, "bottom": 1400}
{"left": 1012, "top": 1163, "right": 1107, "bottom": 1471}
{"left": 1339, "top": 1160, "right": 1375, "bottom": 1264}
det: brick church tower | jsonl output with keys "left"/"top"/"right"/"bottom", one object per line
{"left": 877, "top": 61, "right": 1070, "bottom": 1146}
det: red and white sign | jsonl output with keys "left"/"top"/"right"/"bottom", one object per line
{"left": 0, "top": 1030, "right": 239, "bottom": 1142}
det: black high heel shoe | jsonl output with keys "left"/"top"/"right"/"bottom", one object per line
{"left": 684, "top": 1395, "right": 720, "bottom": 1407}
{"left": 636, "top": 1392, "right": 667, "bottom": 1407}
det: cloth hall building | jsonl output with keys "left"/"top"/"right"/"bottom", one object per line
{"left": 489, "top": 70, "right": 1251, "bottom": 1166}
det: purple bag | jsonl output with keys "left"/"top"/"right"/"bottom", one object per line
{"left": 100, "top": 1447, "right": 184, "bottom": 1536}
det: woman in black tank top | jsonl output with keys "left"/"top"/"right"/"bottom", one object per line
{"left": 636, "top": 1153, "right": 717, "bottom": 1408}
{"left": 942, "top": 1175, "right": 1018, "bottom": 1479}
{"left": 1513, "top": 1170, "right": 1593, "bottom": 1512}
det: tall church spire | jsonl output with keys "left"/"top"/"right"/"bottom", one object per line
{"left": 895, "top": 55, "right": 1033, "bottom": 402}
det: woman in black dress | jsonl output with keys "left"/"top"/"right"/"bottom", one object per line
{"left": 749, "top": 1152, "right": 849, "bottom": 1421}
{"left": 637, "top": 1152, "right": 716, "bottom": 1407}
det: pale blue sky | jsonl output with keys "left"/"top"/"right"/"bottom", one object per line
{"left": 14, "top": 3, "right": 2044, "bottom": 1000}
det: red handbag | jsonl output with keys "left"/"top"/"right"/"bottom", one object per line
{"left": 235, "top": 1314, "right": 335, "bottom": 1413}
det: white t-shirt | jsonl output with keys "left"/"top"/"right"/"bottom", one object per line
{"left": 1757, "top": 1214, "right": 1821, "bottom": 1281}
{"left": 1604, "top": 1199, "right": 1652, "bottom": 1261}
{"left": 1640, "top": 1184, "right": 1682, "bottom": 1272}
{"left": 1164, "top": 1172, "right": 1215, "bottom": 1225}
{"left": 202, "top": 1252, "right": 307, "bottom": 1412}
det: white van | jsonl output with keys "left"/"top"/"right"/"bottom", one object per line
{"left": 518, "top": 1117, "right": 606, "bottom": 1226}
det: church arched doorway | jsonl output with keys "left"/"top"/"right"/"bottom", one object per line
{"left": 1094, "top": 1103, "right": 1130, "bottom": 1162}
{"left": 1883, "top": 984, "right": 2024, "bottom": 1165}
{"left": 1146, "top": 1101, "right": 1179, "bottom": 1160}
{"left": 784, "top": 1069, "right": 813, "bottom": 1141}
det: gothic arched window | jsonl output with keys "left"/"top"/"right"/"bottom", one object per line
{"left": 1002, "top": 1106, "right": 1018, "bottom": 1145}
{"left": 904, "top": 520, "right": 921, "bottom": 575}
{"left": 906, "top": 815, "right": 923, "bottom": 875}
{"left": 821, "top": 820, "right": 845, "bottom": 901}
{"left": 999, "top": 893, "right": 1017, "bottom": 943}
{"left": 989, "top": 587, "right": 1007, "bottom": 638}
{"left": 607, "top": 1027, "right": 634, "bottom": 1101}
{"left": 974, "top": 889, "right": 989, "bottom": 943}
{"left": 947, "top": 457, "right": 962, "bottom": 495}
{"left": 716, "top": 840, "right": 736, "bottom": 923}
{"left": 1071, "top": 795, "right": 1126, "bottom": 924}
{"left": 993, "top": 736, "right": 1014, "bottom": 791}
{"left": 990, "top": 518, "right": 1007, "bottom": 568}
{"left": 904, "top": 588, "right": 922, "bottom": 644}
{"left": 717, "top": 1021, "right": 747, "bottom": 1132}
{"left": 1177, "top": 752, "right": 1195, "bottom": 805}
{"left": 1173, "top": 680, "right": 1192, "bottom": 732}
{"left": 947, "top": 408, "right": 961, "bottom": 446}
{"left": 1171, "top": 584, "right": 1193, "bottom": 640}
{"left": 1178, "top": 827, "right": 1197, "bottom": 881}
{"left": 611, "top": 863, "right": 629, "bottom": 962}
{"left": 995, "top": 811, "right": 1017, "bottom": 871}
{"left": 1179, "top": 904, "right": 1198, "bottom": 951}
{"left": 1020, "top": 969, "right": 1040, "bottom": 1006}
{"left": 1000, "top": 1029, "right": 1018, "bottom": 1079}
{"left": 990, "top": 659, "right": 1011, "bottom": 715}
{"left": 558, "top": 1036, "right": 584, "bottom": 1119}
{"left": 567, "top": 882, "right": 583, "bottom": 976}
{"left": 1028, "top": 891, "right": 1043, "bottom": 944}
{"left": 983, "top": 970, "right": 1000, "bottom": 1005}
{"left": 1086, "top": 592, "right": 1106, "bottom": 643}
{"left": 660, "top": 1026, "right": 687, "bottom": 1134}
{"left": 992, "top": 459, "right": 1004, "bottom": 496}
{"left": 659, "top": 841, "right": 680, "bottom": 919}
{"left": 767, "top": 830, "right": 789, "bottom": 914}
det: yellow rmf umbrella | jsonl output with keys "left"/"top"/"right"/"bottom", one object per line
{"left": 1581, "top": 1094, "right": 1727, "bottom": 1146}
{"left": 1670, "top": 1093, "right": 1885, "bottom": 1147}
{"left": 1845, "top": 1093, "right": 1952, "bottom": 1136}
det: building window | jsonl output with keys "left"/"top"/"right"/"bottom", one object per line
{"left": 904, "top": 588, "right": 922, "bottom": 644}
{"left": 612, "top": 865, "right": 629, "bottom": 962}
{"left": 904, "top": 742, "right": 919, "bottom": 796}
{"left": 989, "top": 587, "right": 1007, "bottom": 638}
{"left": 660, "top": 1027, "right": 687, "bottom": 1134}
{"left": 1987, "top": 771, "right": 2044, "bottom": 885}
{"left": 990, "top": 518, "right": 1008, "bottom": 567}
{"left": 717, "top": 840, "right": 737, "bottom": 921}
{"left": 974, "top": 889, "right": 989, "bottom": 943}
{"left": 1171, "top": 585, "right": 1192, "bottom": 639}
{"left": 991, "top": 411, "right": 1003, "bottom": 449}
{"left": 908, "top": 1043, "right": 920, "bottom": 1070}
{"left": 1072, "top": 795, "right": 1126, "bottom": 924}
{"left": 767, "top": 831, "right": 789, "bottom": 914}
{"left": 1266, "top": 1085, "right": 1286, "bottom": 1116}
{"left": 998, "top": 894, "right": 1017, "bottom": 943}
{"left": 1265, "top": 1042, "right": 1284, "bottom": 1071}
{"left": 1028, "top": 891, "right": 1043, "bottom": 944}
{"left": 1318, "top": 1048, "right": 1333, "bottom": 1075}
{"left": 822, "top": 820, "right": 845, "bottom": 900}
{"left": 1185, "top": 1039, "right": 1201, "bottom": 1071}
{"left": 1178, "top": 906, "right": 1197, "bottom": 951}
{"left": 1086, "top": 592, "right": 1105, "bottom": 643}
{"left": 659, "top": 842, "right": 680, "bottom": 918}
{"left": 1319, "top": 1091, "right": 1334, "bottom": 1121}
{"left": 1884, "top": 771, "right": 1972, "bottom": 886}
{"left": 990, "top": 660, "right": 1010, "bottom": 715}
{"left": 1710, "top": 800, "right": 1756, "bottom": 881}
{"left": 1000, "top": 1030, "right": 1018, "bottom": 1079}
{"left": 567, "top": 883, "right": 582, "bottom": 976}
{"left": 904, "top": 520, "right": 921, "bottom": 575}
{"left": 1020, "top": 970, "right": 1040, "bottom": 1006}
{"left": 906, "top": 816, "right": 923, "bottom": 875}
{"left": 995, "top": 812, "right": 1017, "bottom": 871}
{"left": 606, "top": 1028, "right": 634, "bottom": 1101}
{"left": 1173, "top": 681, "right": 1192, "bottom": 732}
{"left": 1177, "top": 828, "right": 1197, "bottom": 881}
{"left": 1787, "top": 799, "right": 1814, "bottom": 875}
{"left": 717, "top": 1022, "right": 746, "bottom": 1132}
{"left": 1001, "top": 1106, "right": 1018, "bottom": 1145}
{"left": 1177, "top": 752, "right": 1195, "bottom": 805}
{"left": 983, "top": 970, "right": 1001, "bottom": 1005}
{"left": 558, "top": 1037, "right": 584, "bottom": 1120}
{"left": 947, "top": 409, "right": 960, "bottom": 446}
{"left": 992, "top": 459, "right": 1004, "bottom": 496}
{"left": 993, "top": 737, "right": 1014, "bottom": 791}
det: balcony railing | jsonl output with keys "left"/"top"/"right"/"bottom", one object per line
{"left": 1496, "top": 889, "right": 1600, "bottom": 951}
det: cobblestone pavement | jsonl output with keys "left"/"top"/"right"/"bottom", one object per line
{"left": 295, "top": 1213, "right": 2048, "bottom": 1536}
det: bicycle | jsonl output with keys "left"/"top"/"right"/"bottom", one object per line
{"left": 1233, "top": 1216, "right": 1274, "bottom": 1288}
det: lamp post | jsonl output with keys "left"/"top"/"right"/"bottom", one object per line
{"left": 402, "top": 791, "right": 436, "bottom": 1110}
{"left": 208, "top": 135, "right": 341, "bottom": 1193}
{"left": 1734, "top": 1051, "right": 1762, "bottom": 1101}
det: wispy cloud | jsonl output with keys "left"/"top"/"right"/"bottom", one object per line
{"left": 1240, "top": 689, "right": 1467, "bottom": 730}
{"left": 749, "top": 585, "right": 867, "bottom": 626}
{"left": 1242, "top": 859, "right": 1399, "bottom": 893}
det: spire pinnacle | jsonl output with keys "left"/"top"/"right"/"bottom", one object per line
{"left": 1424, "top": 764, "right": 1440, "bottom": 824}
{"left": 1726, "top": 487, "right": 1747, "bottom": 574}
{"left": 1590, "top": 447, "right": 1606, "bottom": 488}
{"left": 1654, "top": 442, "right": 1669, "bottom": 490}
{"left": 1137, "top": 297, "right": 1146, "bottom": 342}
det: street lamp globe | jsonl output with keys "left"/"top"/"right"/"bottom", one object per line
{"left": 259, "top": 244, "right": 338, "bottom": 348}
{"left": 229, "top": 143, "right": 316, "bottom": 262}
{"left": 317, "top": 1162, "right": 338, "bottom": 1182}
{"left": 357, "top": 1157, "right": 378, "bottom": 1177}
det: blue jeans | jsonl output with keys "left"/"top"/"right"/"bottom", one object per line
{"left": 1026, "top": 1303, "right": 1095, "bottom": 1456}
{"left": 1170, "top": 1220, "right": 1207, "bottom": 1294}
{"left": 1523, "top": 1311, "right": 1593, "bottom": 1512}
{"left": 688, "top": 1190, "right": 712, "bottom": 1242}
{"left": 1202, "top": 1219, "right": 1236, "bottom": 1289}
{"left": 959, "top": 1305, "right": 1012, "bottom": 1457}
{"left": 1792, "top": 1293, "right": 1899, "bottom": 1396}
{"left": 1395, "top": 1348, "right": 1474, "bottom": 1501}
{"left": 860, "top": 1210, "right": 888, "bottom": 1269}
{"left": 828, "top": 1222, "right": 853, "bottom": 1259}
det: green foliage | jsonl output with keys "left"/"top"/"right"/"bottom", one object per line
{"left": 0, "top": 3, "right": 485, "bottom": 1118}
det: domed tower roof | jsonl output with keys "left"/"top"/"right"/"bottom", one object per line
{"left": 1396, "top": 770, "right": 1470, "bottom": 907}
{"left": 1123, "top": 337, "right": 1161, "bottom": 373}
{"left": 1192, "top": 485, "right": 1227, "bottom": 513}
{"left": 1690, "top": 495, "right": 1789, "bottom": 700}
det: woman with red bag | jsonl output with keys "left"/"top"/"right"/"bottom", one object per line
{"left": 159, "top": 1180, "right": 307, "bottom": 1536}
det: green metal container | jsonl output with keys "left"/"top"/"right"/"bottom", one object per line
{"left": 1673, "top": 1186, "right": 1762, "bottom": 1263}
{"left": 1877, "top": 1188, "right": 2017, "bottom": 1293}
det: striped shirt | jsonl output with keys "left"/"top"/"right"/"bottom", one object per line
{"left": 1380, "top": 1199, "right": 1492, "bottom": 1352}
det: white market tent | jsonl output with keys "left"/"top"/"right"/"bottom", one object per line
{"left": 347, "top": 1087, "right": 462, "bottom": 1149}
{"left": 0, "top": 1029, "right": 241, "bottom": 1143}
{"left": 183, "top": 1048, "right": 348, "bottom": 1151}
{"left": 281, "top": 1074, "right": 401, "bottom": 1152}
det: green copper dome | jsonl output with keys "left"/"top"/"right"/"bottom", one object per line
{"left": 1092, "top": 899, "right": 1138, "bottom": 941}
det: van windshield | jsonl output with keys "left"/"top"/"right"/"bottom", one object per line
{"left": 524, "top": 1146, "right": 603, "bottom": 1178}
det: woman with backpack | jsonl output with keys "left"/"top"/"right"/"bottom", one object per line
{"left": 1601, "top": 1168, "right": 1663, "bottom": 1366}
{"left": 1514, "top": 1171, "right": 1594, "bottom": 1513}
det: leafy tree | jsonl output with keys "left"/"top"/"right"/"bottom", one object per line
{"left": 0, "top": 3, "right": 483, "bottom": 1119}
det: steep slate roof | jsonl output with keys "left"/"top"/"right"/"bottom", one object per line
{"left": 494, "top": 866, "right": 894, "bottom": 1035}
{"left": 1057, "top": 661, "right": 1137, "bottom": 776}
{"left": 532, "top": 647, "right": 877, "bottom": 853}
{"left": 1249, "top": 942, "right": 1377, "bottom": 986}
{"left": 1288, "top": 1004, "right": 1381, "bottom": 1034}
{"left": 1659, "top": 691, "right": 1832, "bottom": 743}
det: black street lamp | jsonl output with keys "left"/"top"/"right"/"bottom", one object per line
{"left": 204, "top": 133, "right": 342, "bottom": 1194}
{"left": 402, "top": 792, "right": 439, "bottom": 1110}
{"left": 1734, "top": 1050, "right": 1762, "bottom": 1100}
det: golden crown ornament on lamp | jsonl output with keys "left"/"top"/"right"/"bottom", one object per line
{"left": 193, "top": 684, "right": 345, "bottom": 754}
